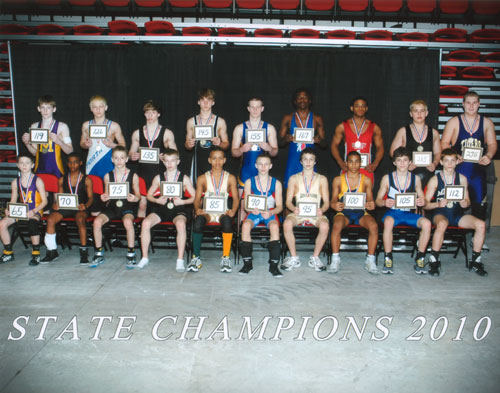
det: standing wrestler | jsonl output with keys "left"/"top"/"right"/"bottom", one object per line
{"left": 231, "top": 97, "right": 278, "bottom": 193}
{"left": 330, "top": 96, "right": 384, "bottom": 183}
{"left": 41, "top": 153, "right": 94, "bottom": 264}
{"left": 138, "top": 149, "right": 195, "bottom": 271}
{"left": 185, "top": 88, "right": 229, "bottom": 182}
{"left": 188, "top": 147, "right": 239, "bottom": 273}
{"left": 279, "top": 88, "right": 326, "bottom": 188}
{"left": 441, "top": 91, "right": 497, "bottom": 220}
{"left": 282, "top": 148, "right": 330, "bottom": 272}
{"left": 390, "top": 99, "right": 441, "bottom": 187}
{"left": 129, "top": 100, "right": 177, "bottom": 217}
{"left": 22, "top": 95, "right": 73, "bottom": 178}
{"left": 80, "top": 95, "right": 126, "bottom": 179}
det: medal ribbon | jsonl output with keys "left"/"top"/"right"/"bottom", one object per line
{"left": 256, "top": 175, "right": 271, "bottom": 198}
{"left": 211, "top": 171, "right": 225, "bottom": 196}
{"left": 303, "top": 172, "right": 315, "bottom": 197}
{"left": 351, "top": 117, "right": 366, "bottom": 144}
{"left": 114, "top": 169, "right": 128, "bottom": 183}
{"left": 393, "top": 172, "right": 410, "bottom": 193}
{"left": 295, "top": 112, "right": 311, "bottom": 150}
{"left": 68, "top": 172, "right": 82, "bottom": 195}
{"left": 165, "top": 170, "right": 180, "bottom": 183}
{"left": 345, "top": 174, "right": 361, "bottom": 193}
{"left": 18, "top": 173, "right": 34, "bottom": 204}
{"left": 412, "top": 123, "right": 425, "bottom": 145}
{"left": 197, "top": 113, "right": 213, "bottom": 125}
{"left": 145, "top": 124, "right": 161, "bottom": 148}
{"left": 462, "top": 115, "right": 478, "bottom": 138}
{"left": 440, "top": 171, "right": 456, "bottom": 186}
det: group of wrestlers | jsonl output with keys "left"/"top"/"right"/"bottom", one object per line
{"left": 0, "top": 88, "right": 496, "bottom": 279}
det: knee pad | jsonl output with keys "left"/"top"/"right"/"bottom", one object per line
{"left": 193, "top": 215, "right": 207, "bottom": 233}
{"left": 220, "top": 215, "right": 234, "bottom": 233}
{"left": 268, "top": 240, "right": 281, "bottom": 262}
{"left": 240, "top": 241, "right": 253, "bottom": 259}
{"left": 28, "top": 219, "right": 40, "bottom": 236}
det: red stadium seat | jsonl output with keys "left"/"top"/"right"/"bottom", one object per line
{"left": 446, "top": 50, "right": 481, "bottom": 62}
{"left": 169, "top": 0, "right": 198, "bottom": 7}
{"left": 73, "top": 25, "right": 104, "bottom": 35}
{"left": 372, "top": 0, "right": 402, "bottom": 12}
{"left": 326, "top": 29, "right": 356, "bottom": 39}
{"left": 397, "top": 32, "right": 429, "bottom": 41}
{"left": 439, "top": 104, "right": 447, "bottom": 115}
{"left": 432, "top": 28, "right": 467, "bottom": 42}
{"left": 339, "top": 0, "right": 368, "bottom": 11}
{"left": 484, "top": 52, "right": 500, "bottom": 63}
{"left": 305, "top": 0, "right": 334, "bottom": 11}
{"left": 102, "top": 0, "right": 130, "bottom": 7}
{"left": 407, "top": 0, "right": 436, "bottom": 13}
{"left": 254, "top": 28, "right": 283, "bottom": 38}
{"left": 0, "top": 24, "right": 31, "bottom": 35}
{"left": 439, "top": 0, "right": 469, "bottom": 14}
{"left": 182, "top": 26, "right": 212, "bottom": 36}
{"left": 441, "top": 66, "right": 457, "bottom": 78}
{"left": 69, "top": 0, "right": 96, "bottom": 6}
{"left": 0, "top": 116, "right": 14, "bottom": 127}
{"left": 360, "top": 30, "right": 393, "bottom": 40}
{"left": 203, "top": 0, "right": 232, "bottom": 7}
{"left": 0, "top": 81, "right": 11, "bottom": 90}
{"left": 471, "top": 0, "right": 500, "bottom": 15}
{"left": 0, "top": 62, "right": 9, "bottom": 72}
{"left": 218, "top": 27, "right": 247, "bottom": 37}
{"left": 469, "top": 29, "right": 500, "bottom": 43}
{"left": 144, "top": 20, "right": 175, "bottom": 35}
{"left": 290, "top": 28, "right": 320, "bottom": 39}
{"left": 458, "top": 66, "right": 496, "bottom": 80}
{"left": 0, "top": 98, "right": 13, "bottom": 109}
{"left": 107, "top": 20, "right": 139, "bottom": 35}
{"left": 35, "top": 24, "right": 67, "bottom": 35}
{"left": 88, "top": 175, "right": 104, "bottom": 195}
{"left": 135, "top": 0, "right": 165, "bottom": 7}
{"left": 439, "top": 85, "right": 469, "bottom": 98}
{"left": 37, "top": 173, "right": 59, "bottom": 194}
{"left": 35, "top": 0, "right": 62, "bottom": 5}
{"left": 270, "top": 0, "right": 299, "bottom": 10}
{"left": 236, "top": 0, "right": 265, "bottom": 8}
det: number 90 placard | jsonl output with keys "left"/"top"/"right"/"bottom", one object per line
{"left": 246, "top": 194, "right": 267, "bottom": 212}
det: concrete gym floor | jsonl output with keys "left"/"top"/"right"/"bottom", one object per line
{"left": 0, "top": 229, "right": 499, "bottom": 393}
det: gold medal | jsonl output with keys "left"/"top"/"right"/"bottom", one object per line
{"left": 447, "top": 201, "right": 454, "bottom": 209}
{"left": 116, "top": 200, "right": 123, "bottom": 207}
{"left": 167, "top": 202, "right": 174, "bottom": 209}
{"left": 417, "top": 145, "right": 423, "bottom": 152}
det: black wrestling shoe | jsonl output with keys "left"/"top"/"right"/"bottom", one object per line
{"left": 0, "top": 253, "right": 14, "bottom": 264}
{"left": 428, "top": 255, "right": 441, "bottom": 277}
{"left": 238, "top": 259, "right": 253, "bottom": 275}
{"left": 80, "top": 248, "right": 89, "bottom": 265}
{"left": 29, "top": 254, "right": 40, "bottom": 266}
{"left": 469, "top": 258, "right": 488, "bottom": 276}
{"left": 40, "top": 250, "right": 59, "bottom": 264}
{"left": 269, "top": 261, "right": 283, "bottom": 278}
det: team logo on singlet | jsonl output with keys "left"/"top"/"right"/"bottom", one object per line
{"left": 461, "top": 137, "right": 482, "bottom": 150}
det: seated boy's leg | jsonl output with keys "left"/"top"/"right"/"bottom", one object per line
{"left": 42, "top": 212, "right": 64, "bottom": 263}
{"left": 458, "top": 215, "right": 486, "bottom": 253}
{"left": 45, "top": 211, "right": 63, "bottom": 235}
{"left": 359, "top": 214, "right": 379, "bottom": 256}
{"left": 382, "top": 214, "right": 395, "bottom": 254}
{"left": 173, "top": 214, "right": 187, "bottom": 260}
{"left": 268, "top": 218, "right": 280, "bottom": 242}
{"left": 140, "top": 213, "right": 161, "bottom": 260}
{"left": 312, "top": 217, "right": 329, "bottom": 258}
{"left": 122, "top": 213, "right": 135, "bottom": 249}
{"left": 28, "top": 218, "right": 41, "bottom": 266}
{"left": 75, "top": 211, "right": 89, "bottom": 246}
{"left": 0, "top": 217, "right": 16, "bottom": 262}
{"left": 331, "top": 214, "right": 349, "bottom": 254}
{"left": 416, "top": 217, "right": 432, "bottom": 253}
{"left": 188, "top": 215, "right": 207, "bottom": 271}
{"left": 239, "top": 219, "right": 254, "bottom": 275}
{"left": 283, "top": 215, "right": 298, "bottom": 257}
{"left": 431, "top": 214, "right": 449, "bottom": 254}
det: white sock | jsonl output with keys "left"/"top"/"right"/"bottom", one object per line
{"left": 44, "top": 233, "right": 57, "bottom": 250}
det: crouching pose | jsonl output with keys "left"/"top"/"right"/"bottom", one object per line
{"left": 425, "top": 148, "right": 487, "bottom": 276}
{"left": 240, "top": 153, "right": 283, "bottom": 278}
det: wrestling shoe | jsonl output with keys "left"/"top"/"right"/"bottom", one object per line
{"left": 328, "top": 254, "right": 341, "bottom": 274}
{"left": 428, "top": 255, "right": 441, "bottom": 277}
{"left": 126, "top": 252, "right": 138, "bottom": 269}
{"left": 79, "top": 247, "right": 89, "bottom": 265}
{"left": 269, "top": 261, "right": 283, "bottom": 278}
{"left": 382, "top": 256, "right": 394, "bottom": 274}
{"left": 220, "top": 256, "right": 232, "bottom": 273}
{"left": 281, "top": 256, "right": 301, "bottom": 271}
{"left": 176, "top": 258, "right": 185, "bottom": 272}
{"left": 0, "top": 253, "right": 14, "bottom": 264}
{"left": 29, "top": 254, "right": 40, "bottom": 266}
{"left": 238, "top": 258, "right": 253, "bottom": 275}
{"left": 469, "top": 257, "right": 488, "bottom": 276}
{"left": 40, "top": 250, "right": 58, "bottom": 264}
{"left": 308, "top": 256, "right": 326, "bottom": 272}
{"left": 414, "top": 257, "right": 428, "bottom": 275}
{"left": 187, "top": 256, "right": 201, "bottom": 272}
{"left": 364, "top": 255, "right": 379, "bottom": 275}
{"left": 89, "top": 252, "right": 105, "bottom": 268}
{"left": 136, "top": 257, "right": 149, "bottom": 269}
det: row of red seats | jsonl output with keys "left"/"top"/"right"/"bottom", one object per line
{"left": 1, "top": 22, "right": 500, "bottom": 43}
{"left": 3, "top": 1, "right": 500, "bottom": 15}
{"left": 441, "top": 66, "right": 497, "bottom": 79}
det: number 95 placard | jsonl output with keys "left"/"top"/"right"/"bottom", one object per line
{"left": 298, "top": 202, "right": 318, "bottom": 217}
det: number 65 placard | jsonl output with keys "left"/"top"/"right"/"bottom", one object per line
{"left": 246, "top": 194, "right": 267, "bottom": 212}
{"left": 7, "top": 203, "right": 29, "bottom": 220}
{"left": 298, "top": 202, "right": 318, "bottom": 217}
{"left": 395, "top": 193, "right": 417, "bottom": 209}
{"left": 161, "top": 182, "right": 183, "bottom": 198}
{"left": 57, "top": 193, "right": 79, "bottom": 210}
{"left": 343, "top": 192, "right": 366, "bottom": 209}
{"left": 204, "top": 196, "right": 226, "bottom": 214}
{"left": 108, "top": 182, "right": 129, "bottom": 199}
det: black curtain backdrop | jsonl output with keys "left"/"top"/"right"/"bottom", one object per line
{"left": 11, "top": 43, "right": 439, "bottom": 183}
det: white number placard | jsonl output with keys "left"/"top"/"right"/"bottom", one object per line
{"left": 412, "top": 152, "right": 432, "bottom": 167}
{"left": 344, "top": 192, "right": 366, "bottom": 209}
{"left": 445, "top": 185, "right": 465, "bottom": 201}
{"left": 395, "top": 193, "right": 417, "bottom": 209}
{"left": 7, "top": 203, "right": 28, "bottom": 220}
{"left": 298, "top": 202, "right": 318, "bottom": 217}
{"left": 360, "top": 153, "right": 369, "bottom": 168}
{"left": 161, "top": 181, "right": 183, "bottom": 198}
{"left": 294, "top": 128, "right": 314, "bottom": 144}
{"left": 204, "top": 196, "right": 226, "bottom": 214}
{"left": 29, "top": 128, "right": 49, "bottom": 144}
{"left": 57, "top": 193, "right": 79, "bottom": 210}
{"left": 139, "top": 147, "right": 159, "bottom": 164}
{"left": 108, "top": 182, "right": 129, "bottom": 199}
{"left": 247, "top": 129, "right": 266, "bottom": 144}
{"left": 89, "top": 124, "right": 108, "bottom": 139}
{"left": 194, "top": 125, "right": 214, "bottom": 140}
{"left": 245, "top": 194, "right": 267, "bottom": 212}
{"left": 462, "top": 147, "right": 483, "bottom": 163}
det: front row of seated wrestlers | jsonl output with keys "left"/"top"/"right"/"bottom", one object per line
{"left": 0, "top": 145, "right": 488, "bottom": 278}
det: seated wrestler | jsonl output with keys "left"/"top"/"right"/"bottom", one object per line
{"left": 90, "top": 146, "right": 141, "bottom": 268}
{"left": 375, "top": 147, "right": 431, "bottom": 275}
{"left": 0, "top": 155, "right": 47, "bottom": 266}
{"left": 424, "top": 148, "right": 487, "bottom": 277}
{"left": 240, "top": 153, "right": 283, "bottom": 278}
{"left": 282, "top": 148, "right": 330, "bottom": 272}
{"left": 330, "top": 151, "right": 379, "bottom": 274}
{"left": 188, "top": 147, "right": 239, "bottom": 273}
{"left": 42, "top": 153, "right": 94, "bottom": 264}
{"left": 137, "top": 148, "right": 195, "bottom": 271}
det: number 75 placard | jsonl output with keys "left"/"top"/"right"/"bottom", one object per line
{"left": 108, "top": 182, "right": 129, "bottom": 199}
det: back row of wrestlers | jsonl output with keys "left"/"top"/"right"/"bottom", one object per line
{"left": 0, "top": 143, "right": 489, "bottom": 278}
